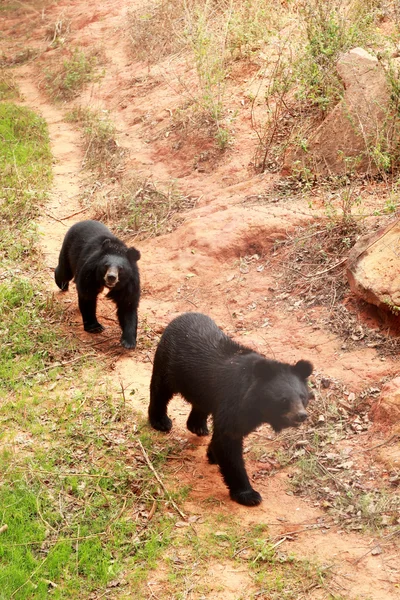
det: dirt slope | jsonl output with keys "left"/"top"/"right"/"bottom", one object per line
{"left": 2, "top": 1, "right": 399, "bottom": 598}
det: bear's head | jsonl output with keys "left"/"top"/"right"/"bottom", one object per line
{"left": 251, "top": 358, "right": 313, "bottom": 433}
{"left": 98, "top": 239, "right": 141, "bottom": 289}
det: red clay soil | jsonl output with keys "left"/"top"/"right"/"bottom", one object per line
{"left": 2, "top": 1, "right": 399, "bottom": 598}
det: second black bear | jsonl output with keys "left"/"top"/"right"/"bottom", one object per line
{"left": 148, "top": 312, "right": 313, "bottom": 507}
{"left": 55, "top": 220, "right": 141, "bottom": 349}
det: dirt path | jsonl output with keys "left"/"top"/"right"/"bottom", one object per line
{"left": 16, "top": 66, "right": 85, "bottom": 268}
{"left": 4, "top": 2, "right": 399, "bottom": 598}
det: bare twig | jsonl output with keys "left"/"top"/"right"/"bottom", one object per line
{"left": 45, "top": 211, "right": 69, "bottom": 225}
{"left": 3, "top": 532, "right": 108, "bottom": 547}
{"left": 11, "top": 554, "right": 50, "bottom": 597}
{"left": 137, "top": 439, "right": 186, "bottom": 520}
{"left": 24, "top": 354, "right": 94, "bottom": 378}
{"left": 59, "top": 207, "right": 88, "bottom": 220}
{"left": 363, "top": 434, "right": 400, "bottom": 453}
{"left": 36, "top": 493, "right": 57, "bottom": 533}
{"left": 148, "top": 500, "right": 157, "bottom": 521}
{"left": 14, "top": 467, "right": 114, "bottom": 478}
{"left": 119, "top": 378, "right": 127, "bottom": 410}
{"left": 352, "top": 528, "right": 400, "bottom": 565}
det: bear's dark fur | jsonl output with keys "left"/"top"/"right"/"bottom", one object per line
{"left": 55, "top": 220, "right": 141, "bottom": 349}
{"left": 148, "top": 312, "right": 313, "bottom": 506}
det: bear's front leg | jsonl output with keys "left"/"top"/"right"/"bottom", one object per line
{"left": 208, "top": 432, "right": 262, "bottom": 507}
{"left": 117, "top": 303, "right": 138, "bottom": 349}
{"left": 78, "top": 295, "right": 104, "bottom": 333}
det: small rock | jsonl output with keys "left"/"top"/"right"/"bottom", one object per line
{"left": 371, "top": 545, "right": 383, "bottom": 556}
{"left": 347, "top": 220, "right": 400, "bottom": 313}
{"left": 283, "top": 48, "right": 392, "bottom": 176}
{"left": 370, "top": 377, "right": 400, "bottom": 429}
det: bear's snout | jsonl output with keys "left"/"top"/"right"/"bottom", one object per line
{"left": 283, "top": 406, "right": 308, "bottom": 428}
{"left": 294, "top": 410, "right": 308, "bottom": 423}
{"left": 104, "top": 267, "right": 119, "bottom": 288}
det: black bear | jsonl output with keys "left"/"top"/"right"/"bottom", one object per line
{"left": 148, "top": 312, "right": 313, "bottom": 507}
{"left": 55, "top": 220, "right": 141, "bottom": 349}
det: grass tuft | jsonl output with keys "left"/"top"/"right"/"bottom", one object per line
{"left": 86, "top": 176, "right": 197, "bottom": 240}
{"left": 0, "top": 69, "right": 21, "bottom": 100}
{"left": 66, "top": 106, "right": 124, "bottom": 176}
{"left": 43, "top": 48, "right": 103, "bottom": 101}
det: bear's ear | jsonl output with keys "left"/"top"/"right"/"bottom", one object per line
{"left": 253, "top": 358, "right": 276, "bottom": 380}
{"left": 127, "top": 247, "right": 141, "bottom": 263}
{"left": 102, "top": 238, "right": 112, "bottom": 250}
{"left": 293, "top": 360, "right": 313, "bottom": 379}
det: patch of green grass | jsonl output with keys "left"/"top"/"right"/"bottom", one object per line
{"left": 0, "top": 103, "right": 52, "bottom": 263}
{"left": 44, "top": 48, "right": 103, "bottom": 102}
{"left": 0, "top": 278, "right": 78, "bottom": 392}
{"left": 0, "top": 381, "right": 186, "bottom": 599}
{"left": 0, "top": 444, "right": 176, "bottom": 599}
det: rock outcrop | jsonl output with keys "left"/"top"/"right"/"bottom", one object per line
{"left": 370, "top": 377, "right": 400, "bottom": 432}
{"left": 283, "top": 48, "right": 391, "bottom": 176}
{"left": 347, "top": 219, "right": 400, "bottom": 314}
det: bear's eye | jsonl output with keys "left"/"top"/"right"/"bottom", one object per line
{"left": 300, "top": 392, "right": 310, "bottom": 407}
{"left": 278, "top": 398, "right": 290, "bottom": 411}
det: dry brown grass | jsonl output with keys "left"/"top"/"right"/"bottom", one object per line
{"left": 66, "top": 106, "right": 125, "bottom": 177}
{"left": 273, "top": 217, "right": 400, "bottom": 355}
{"left": 128, "top": 0, "right": 186, "bottom": 64}
{"left": 86, "top": 176, "right": 198, "bottom": 240}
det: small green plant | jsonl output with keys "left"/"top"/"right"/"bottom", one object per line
{"left": 383, "top": 193, "right": 398, "bottom": 213}
{"left": 215, "top": 125, "right": 230, "bottom": 150}
{"left": 66, "top": 106, "right": 123, "bottom": 175}
{"left": 44, "top": 48, "right": 102, "bottom": 101}
{"left": 298, "top": 0, "right": 376, "bottom": 113}
{"left": 225, "top": 0, "right": 278, "bottom": 58}
{"left": 372, "top": 58, "right": 400, "bottom": 174}
{"left": 182, "top": 0, "right": 227, "bottom": 131}
{"left": 290, "top": 161, "right": 315, "bottom": 190}
{"left": 383, "top": 298, "right": 400, "bottom": 316}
